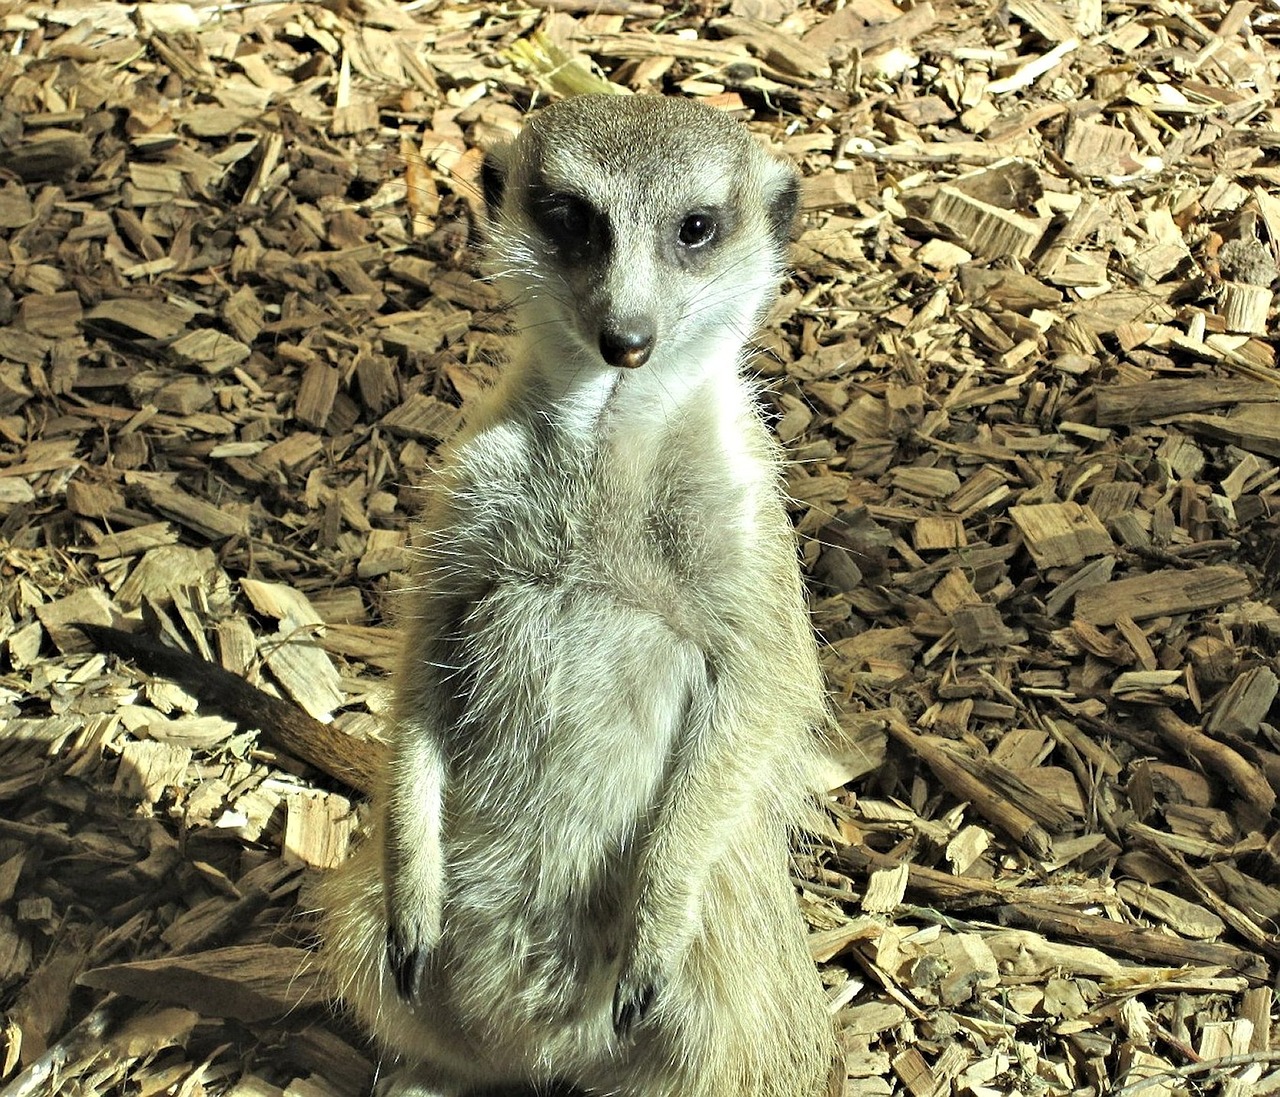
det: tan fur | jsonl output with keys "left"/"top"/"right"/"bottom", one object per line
{"left": 318, "top": 94, "right": 839, "bottom": 1097}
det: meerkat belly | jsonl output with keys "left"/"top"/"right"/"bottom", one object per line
{"left": 434, "top": 573, "right": 704, "bottom": 1031}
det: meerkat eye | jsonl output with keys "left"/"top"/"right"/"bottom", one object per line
{"left": 678, "top": 213, "right": 717, "bottom": 248}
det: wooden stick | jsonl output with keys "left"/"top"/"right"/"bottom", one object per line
{"left": 75, "top": 623, "right": 383, "bottom": 797}
{"left": 833, "top": 845, "right": 1268, "bottom": 980}
{"left": 1134, "top": 835, "right": 1280, "bottom": 968}
{"left": 1146, "top": 707, "right": 1275, "bottom": 824}
{"left": 992, "top": 901, "right": 1268, "bottom": 981}
{"left": 886, "top": 719, "right": 1054, "bottom": 860}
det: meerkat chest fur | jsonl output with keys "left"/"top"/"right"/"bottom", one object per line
{"left": 425, "top": 375, "right": 780, "bottom": 891}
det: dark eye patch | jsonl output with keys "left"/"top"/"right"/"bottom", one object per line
{"left": 529, "top": 188, "right": 600, "bottom": 255}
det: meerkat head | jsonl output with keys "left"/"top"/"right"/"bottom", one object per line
{"left": 480, "top": 95, "right": 800, "bottom": 378}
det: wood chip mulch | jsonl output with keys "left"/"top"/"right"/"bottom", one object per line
{"left": 3, "top": 0, "right": 1280, "bottom": 1094}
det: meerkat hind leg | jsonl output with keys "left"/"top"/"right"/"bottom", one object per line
{"left": 607, "top": 850, "right": 837, "bottom": 1097}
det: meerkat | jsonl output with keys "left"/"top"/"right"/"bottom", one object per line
{"left": 319, "top": 94, "right": 840, "bottom": 1097}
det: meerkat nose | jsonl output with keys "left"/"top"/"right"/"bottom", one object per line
{"left": 599, "top": 320, "right": 655, "bottom": 369}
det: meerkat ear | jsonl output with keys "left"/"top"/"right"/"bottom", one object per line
{"left": 480, "top": 148, "right": 509, "bottom": 220}
{"left": 764, "top": 159, "right": 802, "bottom": 250}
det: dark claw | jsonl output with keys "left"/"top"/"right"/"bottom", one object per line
{"left": 612, "top": 978, "right": 656, "bottom": 1038}
{"left": 386, "top": 926, "right": 425, "bottom": 1001}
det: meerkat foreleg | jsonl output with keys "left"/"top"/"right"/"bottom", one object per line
{"left": 382, "top": 596, "right": 465, "bottom": 1001}
{"left": 613, "top": 668, "right": 800, "bottom": 1036}
{"left": 383, "top": 712, "right": 448, "bottom": 1000}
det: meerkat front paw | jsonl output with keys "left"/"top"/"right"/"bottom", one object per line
{"left": 612, "top": 955, "right": 660, "bottom": 1039}
{"left": 386, "top": 922, "right": 429, "bottom": 1001}
{"left": 613, "top": 889, "right": 703, "bottom": 1038}
{"left": 613, "top": 924, "right": 679, "bottom": 1038}
{"left": 385, "top": 886, "right": 442, "bottom": 1002}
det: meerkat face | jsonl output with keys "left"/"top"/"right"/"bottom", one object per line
{"left": 481, "top": 95, "right": 800, "bottom": 376}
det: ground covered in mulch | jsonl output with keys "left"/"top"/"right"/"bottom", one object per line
{"left": 3, "top": 0, "right": 1280, "bottom": 1094}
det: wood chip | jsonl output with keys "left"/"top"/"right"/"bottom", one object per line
{"left": 78, "top": 946, "right": 326, "bottom": 1023}
{"left": 1010, "top": 503, "right": 1113, "bottom": 568}
{"left": 1075, "top": 566, "right": 1253, "bottom": 625}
